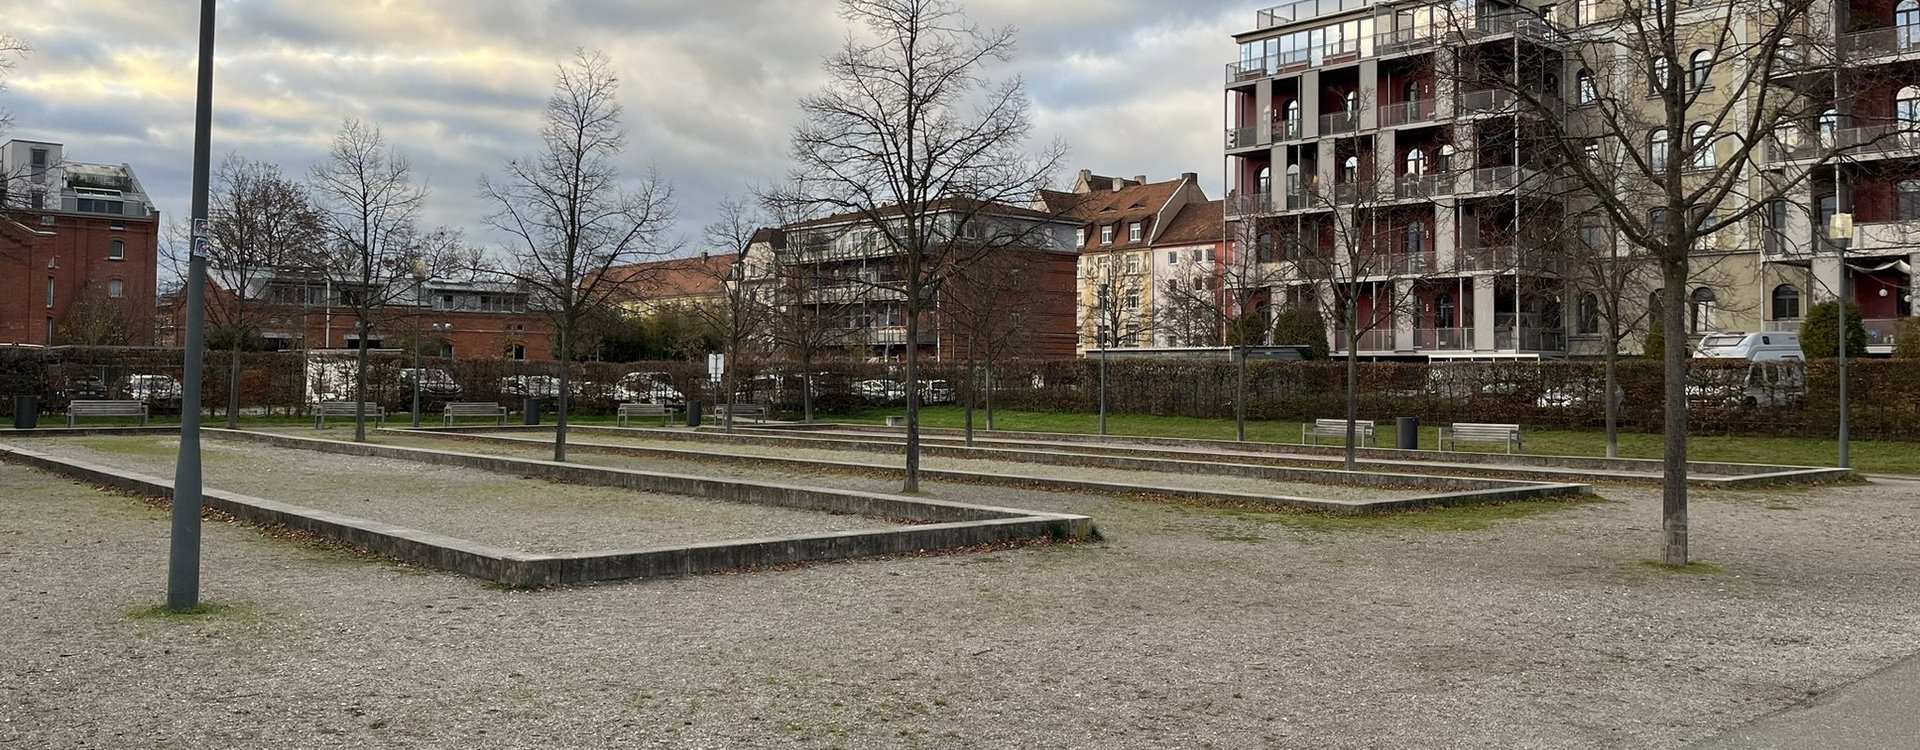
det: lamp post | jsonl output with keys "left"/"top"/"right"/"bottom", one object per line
{"left": 167, "top": 0, "right": 217, "bottom": 612}
{"left": 1096, "top": 282, "right": 1110, "bottom": 436}
{"left": 409, "top": 260, "right": 427, "bottom": 428}
{"left": 1829, "top": 212, "right": 1852, "bottom": 469}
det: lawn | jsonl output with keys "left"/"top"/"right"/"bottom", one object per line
{"left": 822, "top": 405, "right": 1920, "bottom": 476}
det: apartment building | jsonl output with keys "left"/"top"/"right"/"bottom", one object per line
{"left": 1224, "top": 1, "right": 1568, "bottom": 360}
{"left": 1038, "top": 170, "right": 1212, "bottom": 353}
{"left": 0, "top": 139, "right": 161, "bottom": 346}
{"left": 187, "top": 268, "right": 554, "bottom": 360}
{"left": 1224, "top": 0, "right": 1920, "bottom": 357}
{"left": 761, "top": 200, "right": 1081, "bottom": 361}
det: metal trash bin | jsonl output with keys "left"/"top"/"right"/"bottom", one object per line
{"left": 1395, "top": 417, "right": 1419, "bottom": 450}
{"left": 685, "top": 401, "right": 702, "bottom": 428}
{"left": 13, "top": 396, "right": 38, "bottom": 430}
{"left": 523, "top": 398, "right": 543, "bottom": 426}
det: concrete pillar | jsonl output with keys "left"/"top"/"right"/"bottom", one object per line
{"left": 1300, "top": 71, "right": 1322, "bottom": 140}
{"left": 1358, "top": 60, "right": 1380, "bottom": 130}
{"left": 1473, "top": 274, "right": 1497, "bottom": 351}
{"left": 1256, "top": 79, "right": 1274, "bottom": 144}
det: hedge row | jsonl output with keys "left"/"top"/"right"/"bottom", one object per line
{"left": 5, "top": 347, "right": 1917, "bottom": 440}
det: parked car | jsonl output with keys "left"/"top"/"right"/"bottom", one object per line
{"left": 1535, "top": 377, "right": 1623, "bottom": 409}
{"left": 120, "top": 374, "right": 183, "bottom": 414}
{"left": 613, "top": 371, "right": 684, "bottom": 405}
{"left": 58, "top": 375, "right": 109, "bottom": 401}
{"left": 1688, "top": 361, "right": 1807, "bottom": 408}
{"left": 853, "top": 379, "right": 907, "bottom": 404}
{"left": 498, "top": 374, "right": 563, "bottom": 399}
{"left": 398, "top": 367, "right": 463, "bottom": 403}
{"left": 918, "top": 379, "right": 956, "bottom": 405}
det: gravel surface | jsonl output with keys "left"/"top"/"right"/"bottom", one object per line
{"left": 4, "top": 437, "right": 1920, "bottom": 749}
{"left": 12, "top": 436, "right": 901, "bottom": 553}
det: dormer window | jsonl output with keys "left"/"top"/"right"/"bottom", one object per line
{"left": 1100, "top": 225, "right": 1115, "bottom": 245}
{"left": 1128, "top": 221, "right": 1143, "bottom": 242}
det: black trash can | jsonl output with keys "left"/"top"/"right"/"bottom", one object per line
{"left": 685, "top": 401, "right": 702, "bottom": 428}
{"left": 1395, "top": 417, "right": 1419, "bottom": 450}
{"left": 523, "top": 398, "right": 543, "bottom": 426}
{"left": 13, "top": 396, "right": 38, "bottom": 430}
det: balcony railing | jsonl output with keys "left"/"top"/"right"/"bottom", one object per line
{"left": 1496, "top": 327, "right": 1567, "bottom": 352}
{"left": 1764, "top": 319, "right": 1803, "bottom": 333}
{"left": 1375, "top": 26, "right": 1441, "bottom": 56}
{"left": 1414, "top": 327, "right": 1474, "bottom": 349}
{"left": 1319, "top": 111, "right": 1361, "bottom": 136}
{"left": 1272, "top": 119, "right": 1303, "bottom": 141}
{"left": 1459, "top": 88, "right": 1516, "bottom": 113}
{"left": 1841, "top": 26, "right": 1920, "bottom": 59}
{"left": 1395, "top": 174, "right": 1438, "bottom": 199}
{"left": 1852, "top": 218, "right": 1920, "bottom": 253}
{"left": 1226, "top": 57, "right": 1271, "bottom": 83}
{"left": 1838, "top": 124, "right": 1920, "bottom": 156}
{"left": 1284, "top": 189, "right": 1321, "bottom": 211}
{"left": 1379, "top": 98, "right": 1436, "bottom": 127}
{"left": 871, "top": 326, "right": 935, "bottom": 345}
{"left": 1866, "top": 318, "right": 1906, "bottom": 349}
{"left": 1457, "top": 245, "right": 1563, "bottom": 274}
{"left": 1465, "top": 165, "right": 1537, "bottom": 193}
{"left": 1335, "top": 329, "right": 1398, "bottom": 352}
{"left": 1225, "top": 191, "right": 1274, "bottom": 217}
{"left": 1226, "top": 125, "right": 1259, "bottom": 149}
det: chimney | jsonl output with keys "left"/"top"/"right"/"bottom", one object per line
{"left": 1133, "top": 175, "right": 1148, "bottom": 185}
{"left": 1181, "top": 172, "right": 1198, "bottom": 183}
{"left": 1111, "top": 180, "right": 1124, "bottom": 193}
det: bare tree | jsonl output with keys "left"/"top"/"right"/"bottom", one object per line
{"left": 56, "top": 281, "right": 131, "bottom": 346}
{"left": 764, "top": 242, "right": 858, "bottom": 424}
{"left": 0, "top": 34, "right": 26, "bottom": 137}
{"left": 207, "top": 155, "right": 325, "bottom": 428}
{"left": 771, "top": 0, "right": 1066, "bottom": 492}
{"left": 1160, "top": 215, "right": 1287, "bottom": 442}
{"left": 1437, "top": 0, "right": 1897, "bottom": 564}
{"left": 309, "top": 118, "right": 452, "bottom": 443}
{"left": 481, "top": 49, "right": 677, "bottom": 462}
{"left": 694, "top": 195, "right": 773, "bottom": 432}
{"left": 938, "top": 245, "right": 1042, "bottom": 445}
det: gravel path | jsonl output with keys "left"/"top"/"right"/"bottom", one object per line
{"left": 4, "top": 436, "right": 1920, "bottom": 749}
{"left": 12, "top": 436, "right": 901, "bottom": 553}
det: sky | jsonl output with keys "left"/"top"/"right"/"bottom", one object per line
{"left": 3, "top": 0, "right": 1254, "bottom": 253}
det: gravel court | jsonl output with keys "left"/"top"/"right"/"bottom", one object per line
{"left": 10, "top": 436, "right": 905, "bottom": 554}
{"left": 4, "top": 439, "right": 1920, "bottom": 748}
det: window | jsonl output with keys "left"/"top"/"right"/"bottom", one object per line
{"left": 1436, "top": 144, "right": 1455, "bottom": 172}
{"left": 1075, "top": 227, "right": 1085, "bottom": 247}
{"left": 29, "top": 148, "right": 47, "bottom": 184}
{"left": 1767, "top": 199, "right": 1791, "bottom": 248}
{"left": 1405, "top": 149, "right": 1426, "bottom": 176}
{"left": 1167, "top": 251, "right": 1179, "bottom": 264}
{"left": 46, "top": 277, "right": 54, "bottom": 308}
{"left": 1343, "top": 90, "right": 1358, "bottom": 119}
{"left": 511, "top": 344, "right": 527, "bottom": 361}
{"left": 1403, "top": 222, "right": 1425, "bottom": 253}
{"left": 1650, "top": 57, "right": 1669, "bottom": 95}
{"left": 1689, "top": 50, "right": 1713, "bottom": 90}
{"left": 108, "top": 239, "right": 125, "bottom": 260}
{"left": 1579, "top": 219, "right": 1606, "bottom": 251}
{"left": 1282, "top": 164, "right": 1299, "bottom": 194}
{"left": 1205, "top": 248, "right": 1217, "bottom": 261}
{"left": 1650, "top": 207, "right": 1672, "bottom": 235}
{"left": 110, "top": 219, "right": 126, "bottom": 230}
{"left": 1650, "top": 129, "right": 1671, "bottom": 170}
{"left": 1584, "top": 142, "right": 1602, "bottom": 171}
{"left": 1403, "top": 79, "right": 1420, "bottom": 105}
{"left": 107, "top": 279, "right": 124, "bottom": 298}
{"left": 1341, "top": 155, "right": 1359, "bottom": 182}
{"left": 1100, "top": 225, "right": 1114, "bottom": 245}
{"left": 1689, "top": 287, "right": 1719, "bottom": 334}
{"left": 1577, "top": 0, "right": 1599, "bottom": 23}
{"left": 1125, "top": 254, "right": 1141, "bottom": 274}
{"left": 1771, "top": 283, "right": 1802, "bottom": 320}
{"left": 1436, "top": 293, "right": 1456, "bottom": 327}
{"left": 1577, "top": 293, "right": 1601, "bottom": 334}
{"left": 1901, "top": 180, "right": 1920, "bottom": 220}
{"left": 1818, "top": 108, "right": 1838, "bottom": 147}
{"left": 77, "top": 199, "right": 124, "bottom": 215}
{"left": 1283, "top": 100, "right": 1301, "bottom": 138}
{"left": 1901, "top": 0, "right": 1920, "bottom": 51}
{"left": 1689, "top": 124, "right": 1716, "bottom": 168}
{"left": 1124, "top": 288, "right": 1141, "bottom": 310}
{"left": 1128, "top": 221, "right": 1143, "bottom": 242}
{"left": 1817, "top": 194, "right": 1838, "bottom": 240}
{"left": 1900, "top": 86, "right": 1920, "bottom": 127}
{"left": 1576, "top": 69, "right": 1597, "bottom": 104}
{"left": 1256, "top": 165, "right": 1271, "bottom": 194}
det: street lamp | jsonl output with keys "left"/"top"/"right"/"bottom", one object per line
{"left": 168, "top": 0, "right": 217, "bottom": 612}
{"left": 409, "top": 260, "right": 427, "bottom": 428}
{"left": 1829, "top": 211, "right": 1852, "bottom": 469}
{"left": 1096, "top": 282, "right": 1110, "bottom": 436}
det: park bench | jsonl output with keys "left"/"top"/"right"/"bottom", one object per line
{"left": 616, "top": 402, "right": 677, "bottom": 427}
{"left": 715, "top": 402, "right": 767, "bottom": 423}
{"left": 443, "top": 402, "right": 508, "bottom": 426}
{"left": 1438, "top": 422, "right": 1524, "bottom": 454}
{"left": 312, "top": 401, "right": 386, "bottom": 429}
{"left": 67, "top": 399, "right": 148, "bottom": 427}
{"left": 1302, "top": 418, "right": 1376, "bottom": 447}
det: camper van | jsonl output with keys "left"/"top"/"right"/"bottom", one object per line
{"left": 1693, "top": 331, "right": 1803, "bottom": 361}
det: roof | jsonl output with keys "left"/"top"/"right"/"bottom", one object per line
{"left": 749, "top": 227, "right": 786, "bottom": 248}
{"left": 1155, "top": 200, "right": 1225, "bottom": 246}
{"left": 599, "top": 253, "right": 738, "bottom": 302}
{"left": 783, "top": 197, "right": 1067, "bottom": 231}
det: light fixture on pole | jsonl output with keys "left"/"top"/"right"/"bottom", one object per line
{"left": 1828, "top": 211, "right": 1852, "bottom": 469}
{"left": 1097, "top": 280, "right": 1110, "bottom": 436}
{"left": 168, "top": 0, "right": 217, "bottom": 612}
{"left": 409, "top": 259, "right": 428, "bottom": 428}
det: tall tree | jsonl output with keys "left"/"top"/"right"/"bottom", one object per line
{"left": 1160, "top": 215, "right": 1287, "bottom": 442}
{"left": 1440, "top": 0, "right": 1895, "bottom": 563}
{"left": 695, "top": 194, "right": 772, "bottom": 432}
{"left": 481, "top": 49, "right": 677, "bottom": 462}
{"left": 771, "top": 0, "right": 1065, "bottom": 492}
{"left": 0, "top": 34, "right": 25, "bottom": 138}
{"left": 309, "top": 118, "right": 455, "bottom": 443}
{"left": 208, "top": 155, "right": 325, "bottom": 428}
{"left": 938, "top": 245, "right": 1042, "bottom": 445}
{"left": 55, "top": 281, "right": 131, "bottom": 346}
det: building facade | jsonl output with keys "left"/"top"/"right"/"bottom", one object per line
{"left": 1039, "top": 170, "right": 1212, "bottom": 353}
{"left": 190, "top": 269, "right": 555, "bottom": 361}
{"left": 0, "top": 139, "right": 160, "bottom": 346}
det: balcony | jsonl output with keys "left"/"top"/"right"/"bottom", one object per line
{"left": 1379, "top": 98, "right": 1436, "bottom": 127}
{"left": 1318, "top": 111, "right": 1361, "bottom": 136}
{"left": 1458, "top": 88, "right": 1516, "bottom": 114}
{"left": 1763, "top": 319, "right": 1803, "bottom": 333}
{"left": 1335, "top": 329, "right": 1398, "bottom": 352}
{"left": 1852, "top": 218, "right": 1920, "bottom": 254}
{"left": 1283, "top": 189, "right": 1322, "bottom": 211}
{"left": 1375, "top": 26, "right": 1441, "bottom": 56}
{"left": 1272, "top": 119, "right": 1304, "bottom": 141}
{"left": 1496, "top": 327, "right": 1567, "bottom": 352}
{"left": 1225, "top": 191, "right": 1274, "bottom": 217}
{"left": 871, "top": 326, "right": 935, "bottom": 345}
{"left": 1414, "top": 327, "right": 1475, "bottom": 349}
{"left": 1226, "top": 57, "right": 1271, "bottom": 84}
{"left": 1457, "top": 245, "right": 1563, "bottom": 274}
{"left": 1841, "top": 27, "right": 1920, "bottom": 61}
{"left": 1838, "top": 124, "right": 1920, "bottom": 158}
{"left": 1254, "top": 0, "right": 1374, "bottom": 29}
{"left": 1394, "top": 174, "right": 1438, "bottom": 199}
{"left": 1464, "top": 165, "right": 1540, "bottom": 193}
{"left": 1866, "top": 318, "right": 1906, "bottom": 350}
{"left": 1226, "top": 125, "right": 1259, "bottom": 150}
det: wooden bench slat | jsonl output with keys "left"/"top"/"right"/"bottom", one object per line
{"left": 68, "top": 400, "right": 148, "bottom": 427}
{"left": 443, "top": 402, "right": 508, "bottom": 426}
{"left": 1302, "top": 418, "right": 1375, "bottom": 447}
{"left": 1438, "top": 422, "right": 1524, "bottom": 454}
{"left": 312, "top": 401, "right": 387, "bottom": 429}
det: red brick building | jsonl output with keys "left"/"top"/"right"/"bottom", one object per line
{"left": 0, "top": 139, "right": 160, "bottom": 346}
{"left": 183, "top": 270, "right": 556, "bottom": 361}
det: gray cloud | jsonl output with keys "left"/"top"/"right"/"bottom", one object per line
{"left": 5, "top": 0, "right": 1255, "bottom": 251}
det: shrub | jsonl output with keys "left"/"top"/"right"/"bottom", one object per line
{"left": 1271, "top": 307, "right": 1331, "bottom": 360}
{"left": 1801, "top": 301, "right": 1868, "bottom": 358}
{"left": 1894, "top": 318, "right": 1920, "bottom": 359}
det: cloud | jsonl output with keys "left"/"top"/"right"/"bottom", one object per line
{"left": 4, "top": 0, "right": 1252, "bottom": 252}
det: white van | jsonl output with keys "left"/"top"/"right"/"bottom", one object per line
{"left": 1694, "top": 331, "right": 1803, "bottom": 361}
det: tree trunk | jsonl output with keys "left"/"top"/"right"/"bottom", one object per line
{"left": 802, "top": 351, "right": 815, "bottom": 424}
{"left": 722, "top": 339, "right": 737, "bottom": 434}
{"left": 963, "top": 355, "right": 976, "bottom": 447}
{"left": 1234, "top": 343, "right": 1249, "bottom": 442}
{"left": 225, "top": 342, "right": 242, "bottom": 430}
{"left": 1344, "top": 308, "right": 1360, "bottom": 472}
{"left": 1660, "top": 260, "right": 1691, "bottom": 565}
{"left": 1603, "top": 335, "right": 1620, "bottom": 459}
{"left": 903, "top": 308, "right": 922, "bottom": 493}
{"left": 352, "top": 317, "right": 371, "bottom": 443}
{"left": 554, "top": 325, "right": 570, "bottom": 463}
{"left": 984, "top": 367, "right": 995, "bottom": 431}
